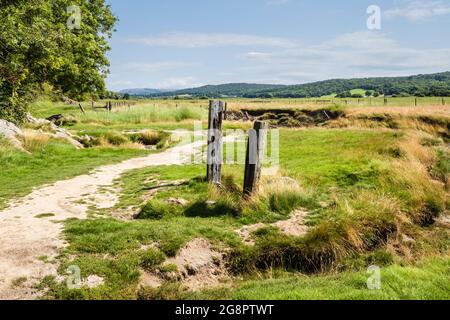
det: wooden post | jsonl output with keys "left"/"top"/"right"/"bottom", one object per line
{"left": 78, "top": 103, "right": 85, "bottom": 115}
{"left": 243, "top": 121, "right": 268, "bottom": 197}
{"left": 91, "top": 100, "right": 94, "bottom": 110}
{"left": 442, "top": 97, "right": 445, "bottom": 105}
{"left": 223, "top": 102, "right": 228, "bottom": 120}
{"left": 415, "top": 97, "right": 418, "bottom": 106}
{"left": 384, "top": 98, "right": 388, "bottom": 105}
{"left": 207, "top": 100, "right": 224, "bottom": 185}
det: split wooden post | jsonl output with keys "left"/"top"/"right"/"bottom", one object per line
{"left": 206, "top": 100, "right": 225, "bottom": 185}
{"left": 243, "top": 121, "right": 268, "bottom": 197}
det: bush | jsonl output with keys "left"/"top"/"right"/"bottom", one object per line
{"left": 174, "top": 107, "right": 198, "bottom": 122}
{"left": 131, "top": 130, "right": 161, "bottom": 146}
{"left": 103, "top": 131, "right": 129, "bottom": 146}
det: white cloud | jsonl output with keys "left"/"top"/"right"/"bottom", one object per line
{"left": 147, "top": 77, "right": 203, "bottom": 90}
{"left": 385, "top": 0, "right": 450, "bottom": 21}
{"left": 128, "top": 32, "right": 298, "bottom": 48}
{"left": 239, "top": 31, "right": 450, "bottom": 83}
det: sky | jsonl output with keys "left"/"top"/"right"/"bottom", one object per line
{"left": 105, "top": 0, "right": 450, "bottom": 91}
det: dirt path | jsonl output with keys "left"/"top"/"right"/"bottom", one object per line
{"left": 0, "top": 139, "right": 207, "bottom": 300}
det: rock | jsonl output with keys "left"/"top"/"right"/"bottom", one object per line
{"left": 167, "top": 198, "right": 189, "bottom": 206}
{"left": 401, "top": 234, "right": 416, "bottom": 244}
{"left": 61, "top": 95, "right": 78, "bottom": 105}
{"left": 25, "top": 113, "right": 83, "bottom": 149}
{"left": 81, "top": 275, "right": 104, "bottom": 289}
{"left": 46, "top": 114, "right": 65, "bottom": 126}
{"left": 0, "top": 119, "right": 28, "bottom": 152}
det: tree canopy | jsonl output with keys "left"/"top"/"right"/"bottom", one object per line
{"left": 0, "top": 0, "right": 117, "bottom": 123}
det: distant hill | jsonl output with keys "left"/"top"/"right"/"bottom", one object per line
{"left": 146, "top": 83, "right": 287, "bottom": 98}
{"left": 118, "top": 88, "right": 166, "bottom": 96}
{"left": 246, "top": 72, "right": 450, "bottom": 98}
{"left": 120, "top": 72, "right": 450, "bottom": 98}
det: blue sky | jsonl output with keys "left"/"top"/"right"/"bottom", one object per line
{"left": 105, "top": 0, "right": 450, "bottom": 91}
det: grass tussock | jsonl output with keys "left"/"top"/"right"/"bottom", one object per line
{"left": 20, "top": 130, "right": 51, "bottom": 153}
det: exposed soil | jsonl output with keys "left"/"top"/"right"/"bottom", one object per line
{"left": 0, "top": 139, "right": 208, "bottom": 300}
{"left": 227, "top": 108, "right": 344, "bottom": 127}
{"left": 236, "top": 209, "right": 309, "bottom": 245}
{"left": 141, "top": 238, "right": 228, "bottom": 291}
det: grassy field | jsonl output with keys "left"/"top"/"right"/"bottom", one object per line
{"left": 2, "top": 97, "right": 449, "bottom": 300}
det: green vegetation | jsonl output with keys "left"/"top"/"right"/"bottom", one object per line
{"left": 191, "top": 258, "right": 450, "bottom": 300}
{"left": 0, "top": 137, "right": 149, "bottom": 209}
{"left": 135, "top": 72, "right": 450, "bottom": 99}
{"left": 36, "top": 119, "right": 448, "bottom": 299}
{"left": 0, "top": 1, "right": 117, "bottom": 123}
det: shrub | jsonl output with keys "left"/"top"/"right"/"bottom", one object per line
{"left": 131, "top": 130, "right": 161, "bottom": 146}
{"left": 174, "top": 107, "right": 198, "bottom": 122}
{"left": 103, "top": 131, "right": 129, "bottom": 146}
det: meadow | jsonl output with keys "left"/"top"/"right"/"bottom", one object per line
{"left": 1, "top": 97, "right": 448, "bottom": 300}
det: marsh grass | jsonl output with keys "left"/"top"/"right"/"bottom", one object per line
{"left": 23, "top": 100, "right": 449, "bottom": 299}
{"left": 20, "top": 130, "right": 51, "bottom": 153}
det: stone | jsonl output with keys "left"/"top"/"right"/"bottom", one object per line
{"left": 25, "top": 113, "right": 83, "bottom": 149}
{"left": 0, "top": 119, "right": 27, "bottom": 152}
{"left": 167, "top": 198, "right": 189, "bottom": 206}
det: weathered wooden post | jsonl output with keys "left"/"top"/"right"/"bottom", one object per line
{"left": 442, "top": 97, "right": 445, "bottom": 105}
{"left": 384, "top": 98, "right": 388, "bottom": 105}
{"left": 78, "top": 103, "right": 85, "bottom": 115}
{"left": 243, "top": 121, "right": 268, "bottom": 197}
{"left": 223, "top": 102, "right": 228, "bottom": 120}
{"left": 415, "top": 97, "right": 418, "bottom": 106}
{"left": 207, "top": 100, "right": 224, "bottom": 185}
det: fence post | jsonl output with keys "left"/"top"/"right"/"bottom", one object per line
{"left": 442, "top": 97, "right": 445, "bottom": 105}
{"left": 243, "top": 121, "right": 268, "bottom": 197}
{"left": 415, "top": 97, "right": 418, "bottom": 107}
{"left": 384, "top": 98, "right": 388, "bottom": 105}
{"left": 207, "top": 100, "right": 224, "bottom": 185}
{"left": 78, "top": 103, "right": 85, "bottom": 115}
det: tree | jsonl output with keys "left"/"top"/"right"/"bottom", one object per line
{"left": 0, "top": 0, "right": 117, "bottom": 123}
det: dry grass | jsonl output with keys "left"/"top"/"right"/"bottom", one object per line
{"left": 346, "top": 105, "right": 450, "bottom": 118}
{"left": 330, "top": 105, "right": 450, "bottom": 138}
{"left": 20, "top": 130, "right": 51, "bottom": 153}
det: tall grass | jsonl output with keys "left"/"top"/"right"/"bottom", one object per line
{"left": 77, "top": 104, "right": 203, "bottom": 126}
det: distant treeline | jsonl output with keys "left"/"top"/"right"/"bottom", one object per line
{"left": 137, "top": 72, "right": 450, "bottom": 99}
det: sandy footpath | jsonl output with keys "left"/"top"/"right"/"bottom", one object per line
{"left": 0, "top": 138, "right": 206, "bottom": 300}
